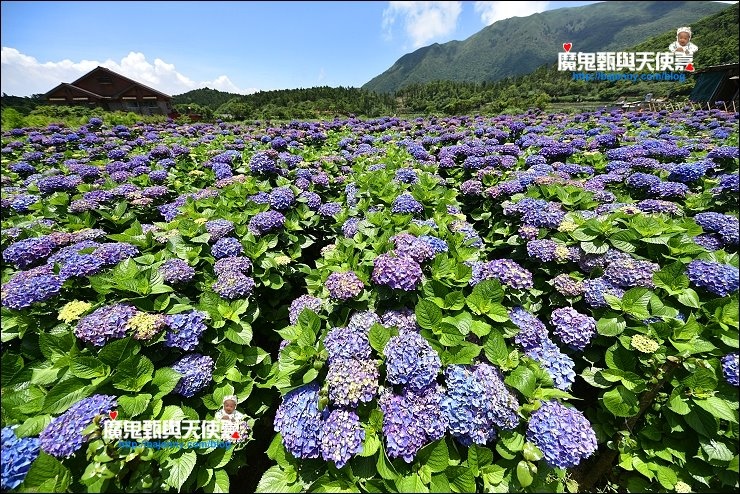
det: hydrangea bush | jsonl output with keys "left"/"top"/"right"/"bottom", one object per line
{"left": 1, "top": 108, "right": 737, "bottom": 493}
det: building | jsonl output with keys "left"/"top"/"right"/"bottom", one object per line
{"left": 43, "top": 66, "right": 174, "bottom": 116}
{"left": 689, "top": 62, "right": 740, "bottom": 107}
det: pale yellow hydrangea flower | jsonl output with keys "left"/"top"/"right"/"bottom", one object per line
{"left": 128, "top": 312, "right": 167, "bottom": 340}
{"left": 58, "top": 301, "right": 92, "bottom": 323}
{"left": 558, "top": 220, "right": 578, "bottom": 232}
{"left": 274, "top": 255, "right": 291, "bottom": 266}
{"left": 194, "top": 218, "right": 208, "bottom": 225}
{"left": 674, "top": 481, "right": 692, "bottom": 493}
{"left": 631, "top": 334, "right": 660, "bottom": 354}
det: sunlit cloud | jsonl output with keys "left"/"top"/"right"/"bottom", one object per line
{"left": 473, "top": 1, "right": 551, "bottom": 25}
{"left": 382, "top": 1, "right": 462, "bottom": 48}
{"left": 0, "top": 48, "right": 257, "bottom": 97}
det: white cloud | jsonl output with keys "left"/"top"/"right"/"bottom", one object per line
{"left": 473, "top": 1, "right": 550, "bottom": 25}
{"left": 382, "top": 1, "right": 462, "bottom": 48}
{"left": 0, "top": 48, "right": 257, "bottom": 97}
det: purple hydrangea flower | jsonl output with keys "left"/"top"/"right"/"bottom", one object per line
{"left": 164, "top": 310, "right": 208, "bottom": 351}
{"left": 40, "top": 394, "right": 117, "bottom": 458}
{"left": 324, "top": 326, "right": 371, "bottom": 363}
{"left": 57, "top": 253, "right": 105, "bottom": 280}
{"left": 347, "top": 310, "right": 381, "bottom": 333}
{"left": 526, "top": 339, "right": 576, "bottom": 391}
{"left": 248, "top": 210, "right": 285, "bottom": 235}
{"left": 372, "top": 253, "right": 423, "bottom": 291}
{"left": 320, "top": 409, "right": 365, "bottom": 468}
{"left": 325, "top": 271, "right": 365, "bottom": 300}
{"left": 1, "top": 269, "right": 63, "bottom": 310}
{"left": 93, "top": 242, "right": 138, "bottom": 266}
{"left": 582, "top": 278, "right": 625, "bottom": 308}
{"left": 2, "top": 236, "right": 56, "bottom": 269}
{"left": 274, "top": 382, "right": 325, "bottom": 459}
{"left": 318, "top": 202, "right": 342, "bottom": 217}
{"left": 393, "top": 233, "right": 436, "bottom": 263}
{"left": 159, "top": 258, "right": 196, "bottom": 284}
{"left": 214, "top": 256, "right": 253, "bottom": 276}
{"left": 249, "top": 151, "right": 279, "bottom": 174}
{"left": 603, "top": 257, "right": 659, "bottom": 288}
{"left": 551, "top": 273, "right": 584, "bottom": 297}
{"left": 269, "top": 186, "right": 295, "bottom": 211}
{"left": 211, "top": 237, "right": 244, "bottom": 259}
{"left": 442, "top": 363, "right": 520, "bottom": 446}
{"left": 74, "top": 304, "right": 138, "bottom": 346}
{"left": 550, "top": 307, "right": 596, "bottom": 351}
{"left": 327, "top": 358, "right": 378, "bottom": 407}
{"left": 172, "top": 353, "right": 214, "bottom": 397}
{"left": 526, "top": 400, "right": 597, "bottom": 468}
{"left": 509, "top": 307, "right": 549, "bottom": 351}
{"left": 468, "top": 259, "right": 534, "bottom": 290}
{"left": 391, "top": 193, "right": 424, "bottom": 215}
{"left": 687, "top": 260, "right": 739, "bottom": 297}
{"left": 205, "top": 219, "right": 235, "bottom": 241}
{"left": 379, "top": 384, "right": 447, "bottom": 462}
{"left": 384, "top": 332, "right": 440, "bottom": 391}
{"left": 1, "top": 426, "right": 41, "bottom": 490}
{"left": 721, "top": 353, "right": 739, "bottom": 387}
{"left": 288, "top": 295, "right": 322, "bottom": 325}
{"left": 212, "top": 272, "right": 255, "bottom": 300}
{"left": 381, "top": 307, "right": 418, "bottom": 332}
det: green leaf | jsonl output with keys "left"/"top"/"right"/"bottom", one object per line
{"left": 376, "top": 445, "right": 399, "bottom": 481}
{"left": 653, "top": 262, "right": 690, "bottom": 294}
{"left": 98, "top": 337, "right": 140, "bottom": 367}
{"left": 417, "top": 439, "right": 449, "bottom": 473}
{"left": 443, "top": 343, "right": 482, "bottom": 365}
{"left": 70, "top": 356, "right": 110, "bottom": 379}
{"left": 118, "top": 394, "right": 152, "bottom": 418}
{"left": 43, "top": 377, "right": 94, "bottom": 414}
{"left": 620, "top": 288, "right": 652, "bottom": 319}
{"left": 396, "top": 474, "right": 428, "bottom": 493}
{"left": 14, "top": 415, "right": 52, "bottom": 438}
{"left": 484, "top": 330, "right": 507, "bottom": 366}
{"left": 112, "top": 355, "right": 154, "bottom": 392}
{"left": 21, "top": 452, "right": 71, "bottom": 492}
{"left": 505, "top": 366, "right": 536, "bottom": 398}
{"left": 700, "top": 438, "right": 734, "bottom": 462}
{"left": 684, "top": 407, "right": 718, "bottom": 437}
{"left": 656, "top": 465, "right": 678, "bottom": 490}
{"left": 499, "top": 431, "right": 525, "bottom": 453}
{"left": 164, "top": 450, "right": 197, "bottom": 491}
{"left": 1, "top": 353, "right": 24, "bottom": 388}
{"left": 596, "top": 314, "right": 626, "bottom": 336}
{"left": 472, "top": 279, "right": 504, "bottom": 303}
{"left": 446, "top": 466, "right": 476, "bottom": 493}
{"left": 369, "top": 323, "right": 392, "bottom": 354}
{"left": 581, "top": 240, "right": 609, "bottom": 254}
{"left": 516, "top": 460, "right": 534, "bottom": 488}
{"left": 677, "top": 288, "right": 701, "bottom": 308}
{"left": 206, "top": 469, "right": 230, "bottom": 493}
{"left": 152, "top": 367, "right": 182, "bottom": 398}
{"left": 416, "top": 299, "right": 442, "bottom": 330}
{"left": 693, "top": 396, "right": 738, "bottom": 423}
{"left": 602, "top": 386, "right": 640, "bottom": 417}
{"left": 444, "top": 292, "right": 466, "bottom": 310}
{"left": 39, "top": 331, "right": 75, "bottom": 362}
{"left": 430, "top": 474, "right": 451, "bottom": 493}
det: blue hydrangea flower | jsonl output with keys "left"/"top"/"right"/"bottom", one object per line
{"left": 509, "top": 307, "right": 549, "bottom": 351}
{"left": 211, "top": 237, "right": 244, "bottom": 259}
{"left": 205, "top": 219, "right": 235, "bottom": 241}
{"left": 93, "top": 242, "right": 138, "bottom": 266}
{"left": 40, "top": 394, "right": 117, "bottom": 458}
{"left": 384, "top": 332, "right": 440, "bottom": 391}
{"left": 172, "top": 353, "right": 214, "bottom": 397}
{"left": 214, "top": 256, "right": 252, "bottom": 276}
{"left": 379, "top": 384, "right": 447, "bottom": 463}
{"left": 1, "top": 269, "right": 63, "bottom": 310}
{"left": 526, "top": 339, "right": 576, "bottom": 391}
{"left": 526, "top": 400, "right": 597, "bottom": 468}
{"left": 325, "top": 271, "right": 365, "bottom": 300}
{"left": 391, "top": 193, "right": 423, "bottom": 215}
{"left": 274, "top": 382, "right": 325, "bottom": 459}
{"left": 393, "top": 233, "right": 436, "bottom": 263}
{"left": 249, "top": 151, "right": 279, "bottom": 174}
{"left": 320, "top": 409, "right": 365, "bottom": 468}
{"left": 442, "top": 363, "right": 520, "bottom": 446}
{"left": 550, "top": 307, "right": 596, "bottom": 351}
{"left": 248, "top": 210, "right": 285, "bottom": 235}
{"left": 269, "top": 186, "right": 295, "bottom": 211}
{"left": 212, "top": 272, "right": 255, "bottom": 300}
{"left": 74, "top": 304, "right": 138, "bottom": 346}
{"left": 347, "top": 310, "right": 381, "bottom": 333}
{"left": 687, "top": 260, "right": 739, "bottom": 297}
{"left": 551, "top": 274, "right": 584, "bottom": 297}
{"left": 318, "top": 202, "right": 342, "bottom": 217}
{"left": 326, "top": 358, "right": 378, "bottom": 407}
{"left": 721, "top": 353, "right": 739, "bottom": 387}
{"left": 158, "top": 258, "right": 195, "bottom": 284}
{"left": 288, "top": 295, "right": 322, "bottom": 325}
{"left": 324, "top": 326, "right": 371, "bottom": 363}
{"left": 1, "top": 426, "right": 41, "bottom": 490}
{"left": 2, "top": 236, "right": 57, "bottom": 269}
{"left": 582, "top": 278, "right": 625, "bottom": 308}
{"left": 468, "top": 259, "right": 534, "bottom": 290}
{"left": 381, "top": 307, "right": 418, "bottom": 332}
{"left": 164, "top": 310, "right": 208, "bottom": 351}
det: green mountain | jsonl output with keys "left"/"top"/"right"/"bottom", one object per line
{"left": 363, "top": 1, "right": 729, "bottom": 93}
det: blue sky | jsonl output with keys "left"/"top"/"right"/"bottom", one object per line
{"left": 0, "top": 1, "right": 732, "bottom": 97}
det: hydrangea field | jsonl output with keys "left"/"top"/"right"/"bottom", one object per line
{"left": 1, "top": 108, "right": 738, "bottom": 493}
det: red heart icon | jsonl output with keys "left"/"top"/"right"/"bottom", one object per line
{"left": 563, "top": 43, "right": 572, "bottom": 53}
{"left": 231, "top": 431, "right": 240, "bottom": 439}
{"left": 109, "top": 411, "right": 118, "bottom": 420}
{"left": 685, "top": 63, "right": 694, "bottom": 72}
